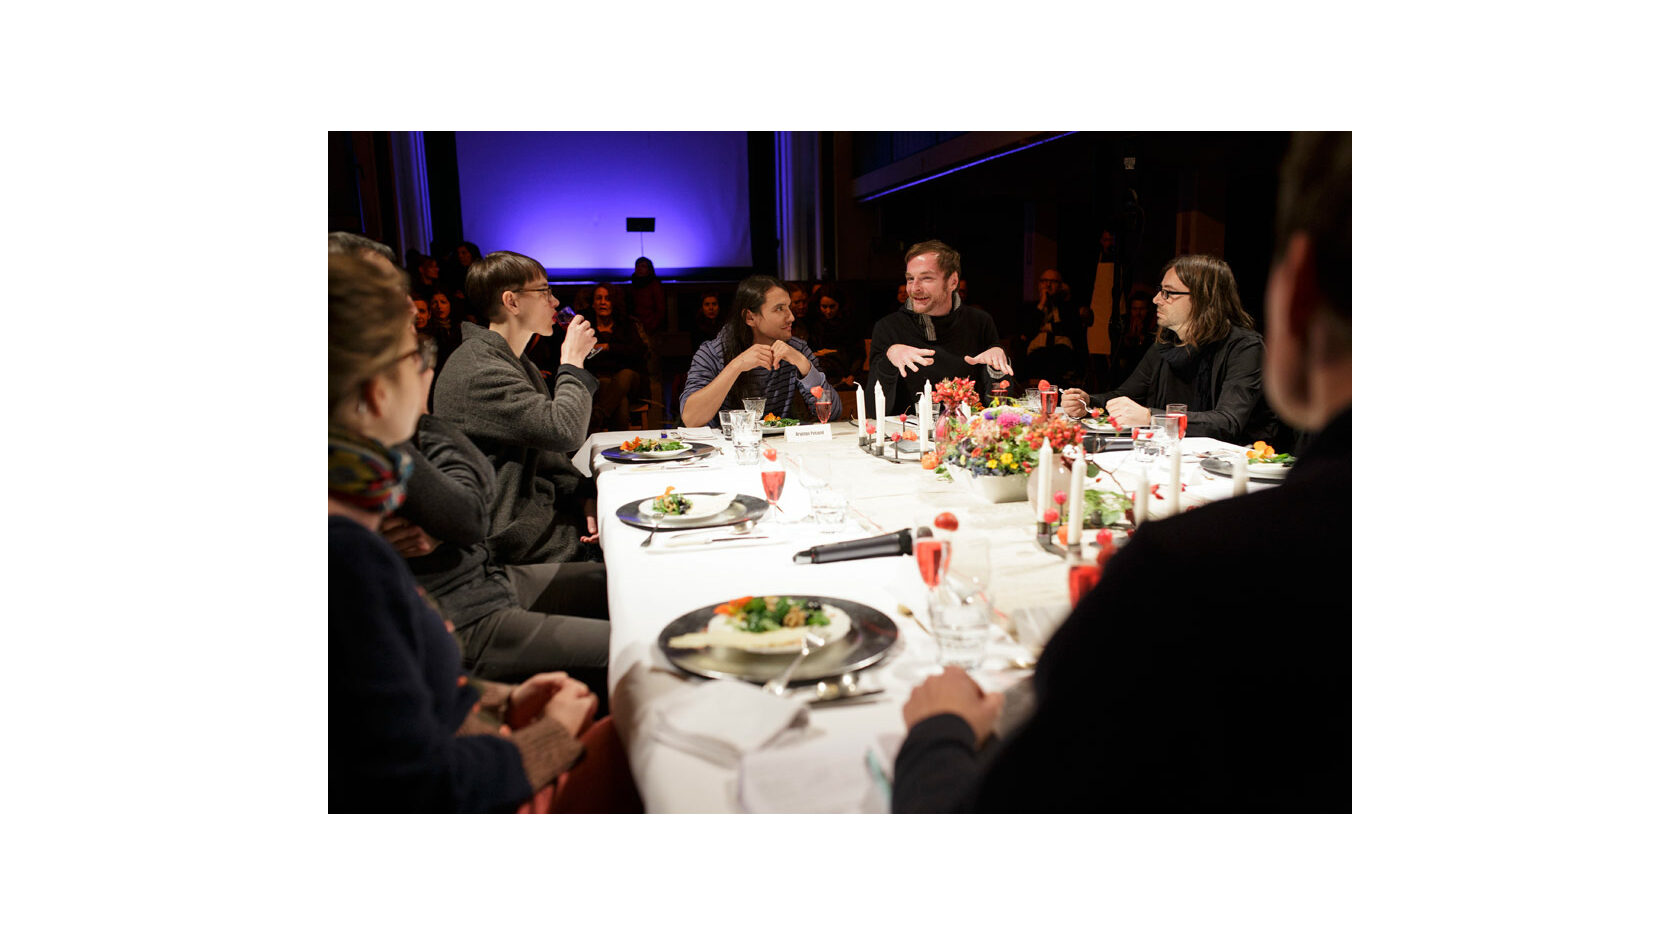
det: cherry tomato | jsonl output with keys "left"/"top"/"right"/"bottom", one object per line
{"left": 934, "top": 511, "right": 959, "bottom": 531}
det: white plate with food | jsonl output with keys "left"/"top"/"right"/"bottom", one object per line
{"left": 667, "top": 596, "right": 853, "bottom": 654}
{"left": 634, "top": 491, "right": 735, "bottom": 522}
{"left": 656, "top": 595, "right": 899, "bottom": 684}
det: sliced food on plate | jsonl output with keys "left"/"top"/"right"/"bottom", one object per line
{"left": 667, "top": 595, "right": 851, "bottom": 653}
{"left": 621, "top": 436, "right": 690, "bottom": 454}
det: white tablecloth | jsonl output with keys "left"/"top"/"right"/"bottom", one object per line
{"left": 577, "top": 422, "right": 1269, "bottom": 812}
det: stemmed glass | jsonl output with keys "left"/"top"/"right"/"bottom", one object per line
{"left": 812, "top": 392, "right": 834, "bottom": 424}
{"left": 759, "top": 448, "right": 786, "bottom": 522}
{"left": 743, "top": 396, "right": 767, "bottom": 423}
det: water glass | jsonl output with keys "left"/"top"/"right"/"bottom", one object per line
{"left": 719, "top": 410, "right": 737, "bottom": 439}
{"left": 1165, "top": 403, "right": 1188, "bottom": 439}
{"left": 730, "top": 413, "right": 762, "bottom": 465}
{"left": 929, "top": 588, "right": 991, "bottom": 670}
{"left": 810, "top": 487, "right": 846, "bottom": 533}
{"left": 1134, "top": 424, "right": 1163, "bottom": 465}
{"left": 1151, "top": 413, "right": 1179, "bottom": 449}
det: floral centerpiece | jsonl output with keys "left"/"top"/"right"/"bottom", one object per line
{"left": 941, "top": 406, "right": 1036, "bottom": 477}
{"left": 931, "top": 376, "right": 983, "bottom": 414}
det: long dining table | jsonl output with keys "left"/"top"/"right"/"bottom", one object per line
{"left": 572, "top": 419, "right": 1272, "bottom": 812}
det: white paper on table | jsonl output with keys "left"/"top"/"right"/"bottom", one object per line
{"left": 649, "top": 679, "right": 811, "bottom": 768}
{"left": 737, "top": 731, "right": 895, "bottom": 813}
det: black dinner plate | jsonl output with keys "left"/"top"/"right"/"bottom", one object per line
{"left": 657, "top": 595, "right": 899, "bottom": 685}
{"left": 614, "top": 492, "right": 769, "bottom": 531}
{"left": 600, "top": 442, "right": 719, "bottom": 464}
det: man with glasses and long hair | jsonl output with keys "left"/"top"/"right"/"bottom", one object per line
{"left": 432, "top": 251, "right": 601, "bottom": 566}
{"left": 1063, "top": 255, "right": 1277, "bottom": 444}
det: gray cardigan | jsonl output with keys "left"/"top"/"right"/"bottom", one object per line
{"left": 431, "top": 322, "right": 600, "bottom": 564}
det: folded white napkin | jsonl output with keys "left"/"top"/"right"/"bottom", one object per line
{"left": 649, "top": 679, "right": 810, "bottom": 768}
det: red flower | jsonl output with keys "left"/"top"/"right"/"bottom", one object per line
{"left": 891, "top": 432, "right": 904, "bottom": 442}
{"left": 866, "top": 422, "right": 876, "bottom": 434}
{"left": 1053, "top": 490, "right": 1068, "bottom": 506}
{"left": 1042, "top": 510, "right": 1059, "bottom": 524}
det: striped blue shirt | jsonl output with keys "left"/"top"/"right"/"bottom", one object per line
{"left": 679, "top": 336, "right": 844, "bottom": 427}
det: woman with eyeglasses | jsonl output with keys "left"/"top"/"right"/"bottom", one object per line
{"left": 329, "top": 252, "right": 602, "bottom": 812}
{"left": 1064, "top": 255, "right": 1277, "bottom": 444}
{"left": 431, "top": 251, "right": 601, "bottom": 566}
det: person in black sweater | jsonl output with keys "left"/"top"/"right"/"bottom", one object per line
{"left": 891, "top": 130, "right": 1352, "bottom": 812}
{"left": 1063, "top": 255, "right": 1278, "bottom": 444}
{"left": 864, "top": 239, "right": 1012, "bottom": 418}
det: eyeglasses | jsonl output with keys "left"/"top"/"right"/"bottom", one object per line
{"left": 515, "top": 285, "right": 555, "bottom": 299}
{"left": 372, "top": 335, "right": 438, "bottom": 376}
{"left": 1156, "top": 285, "right": 1190, "bottom": 300}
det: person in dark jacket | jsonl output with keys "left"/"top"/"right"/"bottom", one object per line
{"left": 328, "top": 250, "right": 598, "bottom": 812}
{"left": 1064, "top": 255, "right": 1278, "bottom": 444}
{"left": 382, "top": 413, "right": 611, "bottom": 694}
{"left": 864, "top": 239, "right": 1013, "bottom": 418}
{"left": 891, "top": 130, "right": 1351, "bottom": 813}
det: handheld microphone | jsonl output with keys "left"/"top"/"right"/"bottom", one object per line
{"left": 793, "top": 528, "right": 914, "bottom": 564}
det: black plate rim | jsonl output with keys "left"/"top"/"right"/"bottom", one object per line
{"left": 600, "top": 441, "right": 718, "bottom": 463}
{"left": 656, "top": 595, "right": 899, "bottom": 685}
{"left": 614, "top": 493, "right": 769, "bottom": 531}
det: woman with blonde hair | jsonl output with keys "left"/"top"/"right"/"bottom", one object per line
{"left": 328, "top": 251, "right": 606, "bottom": 812}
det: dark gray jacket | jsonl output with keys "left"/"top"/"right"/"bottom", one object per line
{"left": 431, "top": 322, "right": 599, "bottom": 564}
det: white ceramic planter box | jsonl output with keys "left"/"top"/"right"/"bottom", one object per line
{"left": 961, "top": 469, "right": 1029, "bottom": 503}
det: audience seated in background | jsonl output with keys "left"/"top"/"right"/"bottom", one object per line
{"left": 628, "top": 256, "right": 666, "bottom": 337}
{"left": 1106, "top": 291, "right": 1155, "bottom": 388}
{"left": 692, "top": 291, "right": 725, "bottom": 342}
{"left": 327, "top": 250, "right": 605, "bottom": 813}
{"left": 680, "top": 275, "right": 841, "bottom": 427}
{"left": 890, "top": 129, "right": 1352, "bottom": 813}
{"left": 806, "top": 285, "right": 866, "bottom": 384}
{"left": 426, "top": 289, "right": 462, "bottom": 367}
{"left": 584, "top": 283, "right": 651, "bottom": 432}
{"left": 431, "top": 251, "right": 603, "bottom": 566}
{"left": 786, "top": 282, "right": 811, "bottom": 343}
{"left": 1064, "top": 255, "right": 1278, "bottom": 444}
{"left": 1017, "top": 268, "right": 1088, "bottom": 389}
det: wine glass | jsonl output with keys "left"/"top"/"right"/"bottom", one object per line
{"left": 743, "top": 396, "right": 767, "bottom": 423}
{"left": 813, "top": 394, "right": 834, "bottom": 424}
{"left": 1040, "top": 384, "right": 1061, "bottom": 416}
{"left": 1165, "top": 403, "right": 1188, "bottom": 440}
{"left": 759, "top": 449, "right": 786, "bottom": 522}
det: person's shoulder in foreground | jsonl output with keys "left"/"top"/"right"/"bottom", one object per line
{"left": 891, "top": 130, "right": 1354, "bottom": 813}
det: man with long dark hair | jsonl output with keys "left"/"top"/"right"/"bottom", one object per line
{"left": 678, "top": 275, "right": 844, "bottom": 427}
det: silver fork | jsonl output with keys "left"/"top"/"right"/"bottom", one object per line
{"left": 640, "top": 509, "right": 668, "bottom": 548}
{"left": 763, "top": 630, "right": 826, "bottom": 696}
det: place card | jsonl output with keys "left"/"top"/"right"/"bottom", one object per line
{"left": 785, "top": 423, "right": 832, "bottom": 442}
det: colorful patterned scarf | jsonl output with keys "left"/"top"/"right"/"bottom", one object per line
{"left": 328, "top": 427, "right": 413, "bottom": 513}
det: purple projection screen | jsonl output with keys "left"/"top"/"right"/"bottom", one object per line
{"left": 454, "top": 131, "right": 752, "bottom": 276}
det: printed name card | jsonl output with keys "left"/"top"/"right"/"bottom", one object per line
{"left": 786, "top": 423, "right": 833, "bottom": 442}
